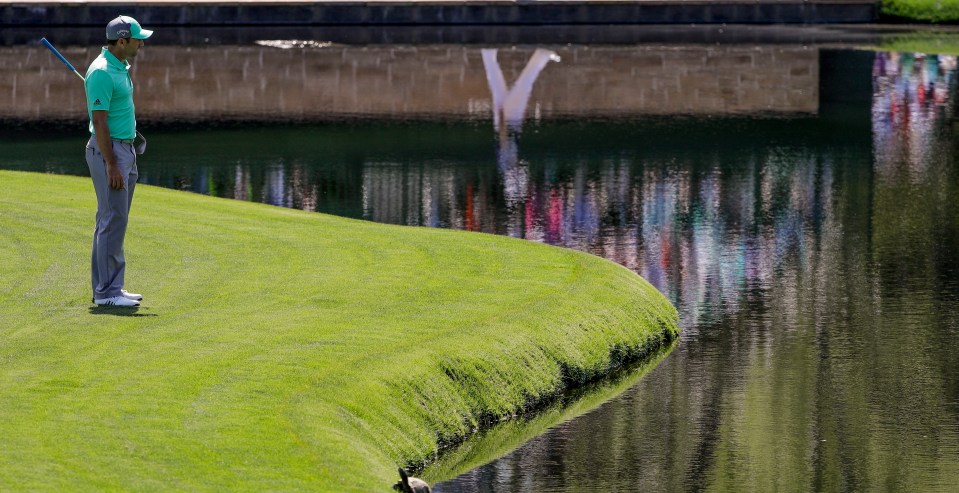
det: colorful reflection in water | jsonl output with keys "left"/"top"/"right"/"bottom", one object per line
{"left": 143, "top": 51, "right": 956, "bottom": 335}
{"left": 431, "top": 49, "right": 959, "bottom": 492}
{"left": 873, "top": 51, "right": 957, "bottom": 179}
{"left": 2, "top": 48, "right": 958, "bottom": 491}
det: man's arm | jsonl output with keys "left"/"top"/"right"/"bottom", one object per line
{"left": 92, "top": 110, "right": 124, "bottom": 190}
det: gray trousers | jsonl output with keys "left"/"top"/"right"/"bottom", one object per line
{"left": 86, "top": 137, "right": 138, "bottom": 300}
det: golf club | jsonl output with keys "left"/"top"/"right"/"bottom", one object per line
{"left": 40, "top": 37, "right": 147, "bottom": 154}
{"left": 40, "top": 37, "right": 85, "bottom": 81}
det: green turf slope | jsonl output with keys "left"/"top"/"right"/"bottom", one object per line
{"left": 882, "top": 0, "right": 959, "bottom": 22}
{"left": 0, "top": 170, "right": 678, "bottom": 492}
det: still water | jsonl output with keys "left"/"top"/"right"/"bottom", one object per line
{"left": 3, "top": 36, "right": 959, "bottom": 491}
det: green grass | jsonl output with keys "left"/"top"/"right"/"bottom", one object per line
{"left": 420, "top": 340, "right": 676, "bottom": 483}
{"left": 0, "top": 170, "right": 678, "bottom": 491}
{"left": 882, "top": 0, "right": 959, "bottom": 22}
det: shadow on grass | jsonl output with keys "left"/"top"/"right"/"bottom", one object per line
{"left": 88, "top": 306, "right": 158, "bottom": 317}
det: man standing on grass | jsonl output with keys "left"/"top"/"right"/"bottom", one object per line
{"left": 85, "top": 15, "right": 153, "bottom": 307}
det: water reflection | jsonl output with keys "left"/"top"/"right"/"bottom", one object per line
{"left": 483, "top": 48, "right": 560, "bottom": 213}
{"left": 2, "top": 47, "right": 958, "bottom": 491}
{"left": 430, "top": 50, "right": 959, "bottom": 492}
{"left": 482, "top": 48, "right": 561, "bottom": 132}
{"left": 872, "top": 51, "right": 957, "bottom": 180}
{"left": 348, "top": 145, "right": 839, "bottom": 335}
{"left": 122, "top": 52, "right": 956, "bottom": 338}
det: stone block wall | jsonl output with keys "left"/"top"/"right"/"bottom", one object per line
{"left": 1, "top": 44, "right": 818, "bottom": 122}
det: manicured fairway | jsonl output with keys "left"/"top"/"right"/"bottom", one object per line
{"left": 883, "top": 0, "right": 959, "bottom": 22}
{"left": 0, "top": 170, "right": 677, "bottom": 491}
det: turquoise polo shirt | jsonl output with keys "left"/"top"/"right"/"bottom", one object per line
{"left": 85, "top": 47, "right": 136, "bottom": 140}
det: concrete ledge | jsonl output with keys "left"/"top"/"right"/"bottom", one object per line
{"left": 1, "top": 2, "right": 879, "bottom": 26}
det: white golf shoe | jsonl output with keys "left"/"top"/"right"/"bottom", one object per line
{"left": 121, "top": 289, "right": 143, "bottom": 301}
{"left": 94, "top": 296, "right": 140, "bottom": 307}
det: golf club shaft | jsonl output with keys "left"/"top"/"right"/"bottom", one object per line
{"left": 40, "top": 37, "right": 85, "bottom": 81}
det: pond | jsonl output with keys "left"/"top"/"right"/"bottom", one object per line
{"left": 2, "top": 27, "right": 958, "bottom": 492}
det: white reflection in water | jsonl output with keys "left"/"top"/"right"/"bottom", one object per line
{"left": 481, "top": 48, "right": 561, "bottom": 133}
{"left": 264, "top": 164, "right": 287, "bottom": 207}
{"left": 483, "top": 48, "right": 560, "bottom": 212}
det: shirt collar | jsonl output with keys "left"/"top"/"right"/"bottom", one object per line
{"left": 101, "top": 47, "right": 131, "bottom": 71}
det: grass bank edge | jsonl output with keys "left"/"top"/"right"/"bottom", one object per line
{"left": 0, "top": 170, "right": 679, "bottom": 491}
{"left": 422, "top": 340, "right": 676, "bottom": 483}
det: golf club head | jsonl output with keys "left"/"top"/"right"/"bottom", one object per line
{"left": 134, "top": 131, "right": 147, "bottom": 155}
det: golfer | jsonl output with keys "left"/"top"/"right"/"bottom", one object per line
{"left": 85, "top": 15, "right": 153, "bottom": 307}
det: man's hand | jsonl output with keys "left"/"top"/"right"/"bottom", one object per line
{"left": 106, "top": 162, "right": 125, "bottom": 190}
{"left": 92, "top": 110, "right": 125, "bottom": 189}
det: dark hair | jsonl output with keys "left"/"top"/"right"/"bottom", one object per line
{"left": 106, "top": 38, "right": 131, "bottom": 46}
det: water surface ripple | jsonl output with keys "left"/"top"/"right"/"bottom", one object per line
{"left": 2, "top": 44, "right": 958, "bottom": 492}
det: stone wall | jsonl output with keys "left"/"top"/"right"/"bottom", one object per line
{"left": 1, "top": 44, "right": 818, "bottom": 122}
